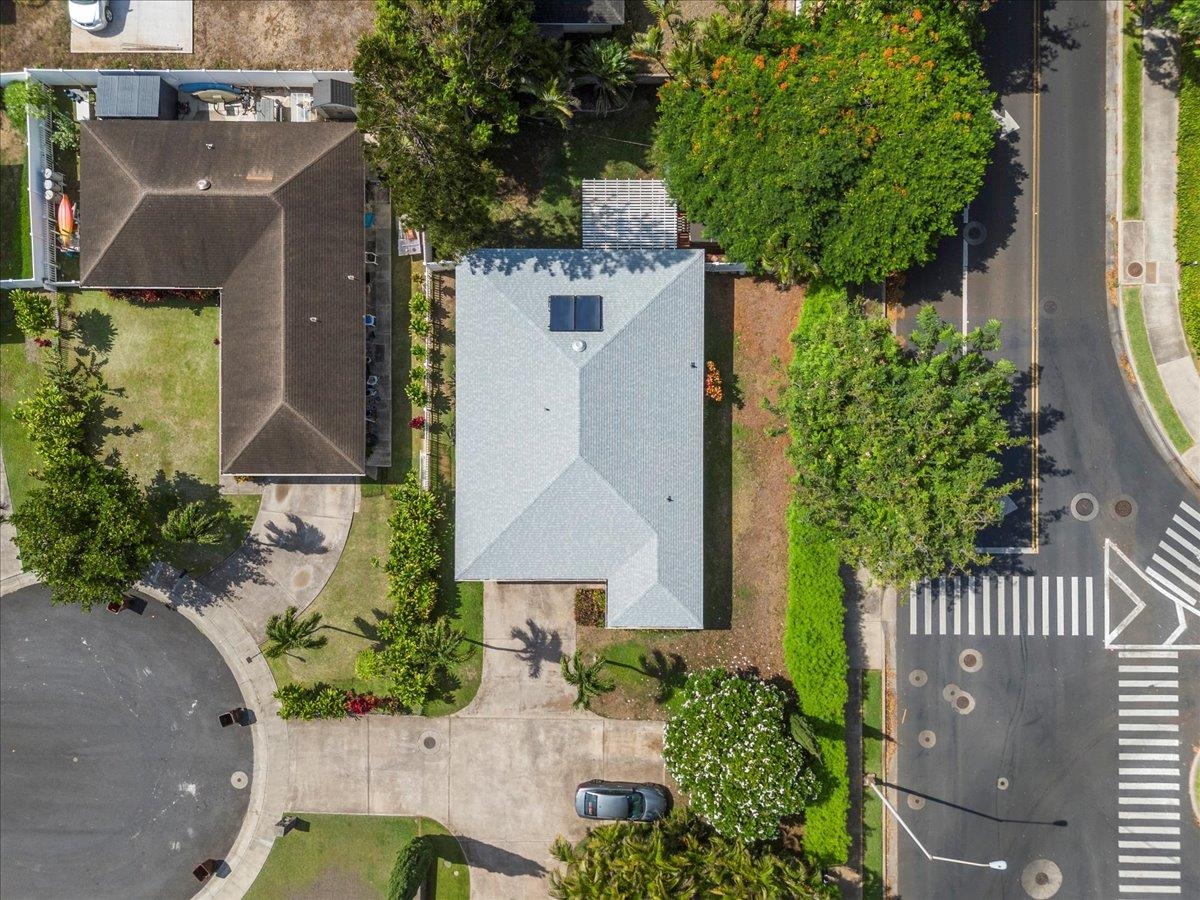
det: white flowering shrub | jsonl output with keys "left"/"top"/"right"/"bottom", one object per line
{"left": 664, "top": 669, "right": 818, "bottom": 841}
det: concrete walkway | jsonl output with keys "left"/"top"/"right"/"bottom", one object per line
{"left": 288, "top": 582, "right": 667, "bottom": 899}
{"left": 1125, "top": 23, "right": 1200, "bottom": 478}
{"left": 198, "top": 480, "right": 358, "bottom": 640}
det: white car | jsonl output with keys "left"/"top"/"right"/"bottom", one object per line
{"left": 68, "top": 0, "right": 113, "bottom": 33}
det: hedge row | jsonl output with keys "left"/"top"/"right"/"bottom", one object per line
{"left": 1179, "top": 45, "right": 1200, "bottom": 359}
{"left": 782, "top": 282, "right": 852, "bottom": 866}
{"left": 783, "top": 502, "right": 851, "bottom": 866}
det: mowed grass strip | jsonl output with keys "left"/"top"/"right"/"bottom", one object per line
{"left": 1124, "top": 287, "right": 1194, "bottom": 452}
{"left": 245, "top": 814, "right": 469, "bottom": 900}
{"left": 1123, "top": 7, "right": 1143, "bottom": 219}
{"left": 1177, "top": 44, "right": 1200, "bottom": 360}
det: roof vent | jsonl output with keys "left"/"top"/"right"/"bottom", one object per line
{"left": 571, "top": 339, "right": 587, "bottom": 352}
{"left": 196, "top": 178, "right": 211, "bottom": 191}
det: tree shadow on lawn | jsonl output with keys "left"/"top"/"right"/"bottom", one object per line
{"left": 704, "top": 275, "right": 734, "bottom": 630}
{"left": 71, "top": 307, "right": 116, "bottom": 354}
{"left": 605, "top": 648, "right": 688, "bottom": 704}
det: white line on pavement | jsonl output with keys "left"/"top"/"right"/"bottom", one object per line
{"left": 1086, "top": 575, "right": 1094, "bottom": 635}
{"left": 1158, "top": 540, "right": 1200, "bottom": 576}
{"left": 1116, "top": 884, "right": 1182, "bottom": 893}
{"left": 924, "top": 582, "right": 932, "bottom": 636}
{"left": 1028, "top": 575, "right": 1036, "bottom": 636}
{"left": 952, "top": 577, "right": 961, "bottom": 635}
{"left": 1119, "top": 768, "right": 1180, "bottom": 775}
{"left": 1182, "top": 501, "right": 1200, "bottom": 523}
{"left": 910, "top": 584, "right": 917, "bottom": 634}
{"left": 1118, "top": 783, "right": 1180, "bottom": 791}
{"left": 1150, "top": 554, "right": 1200, "bottom": 594}
{"left": 1118, "top": 811, "right": 1181, "bottom": 819}
{"left": 1119, "top": 855, "right": 1181, "bottom": 863}
{"left": 1120, "top": 871, "right": 1182, "bottom": 878}
{"left": 1173, "top": 512, "right": 1200, "bottom": 541}
{"left": 1119, "top": 827, "right": 1182, "bottom": 835}
{"left": 1056, "top": 575, "right": 1064, "bottom": 635}
{"left": 1119, "top": 739, "right": 1180, "bottom": 746}
{"left": 1119, "top": 723, "right": 1179, "bottom": 731}
{"left": 1118, "top": 798, "right": 1180, "bottom": 806}
{"left": 1119, "top": 709, "right": 1181, "bottom": 717}
{"left": 1013, "top": 575, "right": 1021, "bottom": 635}
{"left": 1119, "top": 681, "right": 1179, "bottom": 688}
{"left": 1071, "top": 575, "right": 1079, "bottom": 635}
{"left": 1120, "top": 753, "right": 1181, "bottom": 760}
{"left": 968, "top": 577, "right": 976, "bottom": 635}
{"left": 983, "top": 576, "right": 991, "bottom": 636}
{"left": 1117, "top": 838, "right": 1182, "bottom": 846}
{"left": 1119, "top": 650, "right": 1180, "bottom": 658}
{"left": 938, "top": 577, "right": 947, "bottom": 634}
{"left": 998, "top": 576, "right": 1006, "bottom": 635}
{"left": 1120, "top": 695, "right": 1180, "bottom": 703}
{"left": 1119, "top": 665, "right": 1180, "bottom": 673}
{"left": 1165, "top": 528, "right": 1200, "bottom": 558}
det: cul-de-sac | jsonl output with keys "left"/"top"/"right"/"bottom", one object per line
{"left": 1, "top": 1, "right": 1197, "bottom": 898}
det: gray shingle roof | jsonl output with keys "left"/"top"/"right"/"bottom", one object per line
{"left": 455, "top": 249, "right": 705, "bottom": 629}
{"left": 80, "top": 121, "right": 365, "bottom": 476}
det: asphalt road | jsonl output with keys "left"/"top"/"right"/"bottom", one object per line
{"left": 894, "top": 2, "right": 1200, "bottom": 898}
{"left": 0, "top": 585, "right": 252, "bottom": 899}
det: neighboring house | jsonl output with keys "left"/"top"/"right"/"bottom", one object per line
{"left": 531, "top": 0, "right": 625, "bottom": 36}
{"left": 80, "top": 120, "right": 366, "bottom": 475}
{"left": 455, "top": 249, "right": 705, "bottom": 629}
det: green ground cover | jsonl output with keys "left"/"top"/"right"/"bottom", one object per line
{"left": 0, "top": 290, "right": 257, "bottom": 574}
{"left": 1124, "top": 287, "right": 1195, "bottom": 451}
{"left": 862, "top": 670, "right": 884, "bottom": 900}
{"left": 245, "top": 814, "right": 468, "bottom": 900}
{"left": 0, "top": 160, "right": 31, "bottom": 280}
{"left": 1124, "top": 8, "right": 1143, "bottom": 219}
{"left": 1178, "top": 44, "right": 1200, "bottom": 360}
{"left": 488, "top": 88, "right": 658, "bottom": 247}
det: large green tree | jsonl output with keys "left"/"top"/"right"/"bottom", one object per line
{"left": 549, "top": 809, "right": 820, "bottom": 899}
{"left": 654, "top": 3, "right": 996, "bottom": 283}
{"left": 9, "top": 459, "right": 155, "bottom": 609}
{"left": 664, "top": 669, "right": 818, "bottom": 842}
{"left": 775, "top": 287, "right": 1021, "bottom": 585}
{"left": 353, "top": 0, "right": 537, "bottom": 253}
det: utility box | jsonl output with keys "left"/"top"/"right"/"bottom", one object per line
{"left": 312, "top": 78, "right": 356, "bottom": 122}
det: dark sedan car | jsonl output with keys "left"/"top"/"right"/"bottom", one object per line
{"left": 574, "top": 780, "right": 671, "bottom": 822}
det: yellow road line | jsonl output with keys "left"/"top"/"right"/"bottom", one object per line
{"left": 1031, "top": 0, "right": 1042, "bottom": 551}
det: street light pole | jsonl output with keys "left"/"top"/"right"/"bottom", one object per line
{"left": 866, "top": 775, "right": 1007, "bottom": 872}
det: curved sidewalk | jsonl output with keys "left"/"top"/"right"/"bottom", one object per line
{"left": 1128, "top": 22, "right": 1200, "bottom": 478}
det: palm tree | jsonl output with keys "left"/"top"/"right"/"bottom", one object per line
{"left": 263, "top": 605, "right": 327, "bottom": 659}
{"left": 519, "top": 73, "right": 580, "bottom": 129}
{"left": 572, "top": 39, "right": 634, "bottom": 117}
{"left": 560, "top": 650, "right": 614, "bottom": 710}
{"left": 419, "top": 618, "right": 470, "bottom": 671}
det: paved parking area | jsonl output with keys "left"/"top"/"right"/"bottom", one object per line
{"left": 70, "top": 0, "right": 193, "bottom": 54}
{"left": 0, "top": 584, "right": 251, "bottom": 899}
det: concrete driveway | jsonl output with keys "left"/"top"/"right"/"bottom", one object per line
{"left": 70, "top": 0, "right": 193, "bottom": 54}
{"left": 287, "top": 582, "right": 667, "bottom": 898}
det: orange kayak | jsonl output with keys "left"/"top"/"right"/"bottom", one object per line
{"left": 57, "top": 195, "right": 75, "bottom": 237}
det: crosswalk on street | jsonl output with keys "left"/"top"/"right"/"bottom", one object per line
{"left": 906, "top": 575, "right": 1094, "bottom": 637}
{"left": 1115, "top": 650, "right": 1186, "bottom": 897}
{"left": 1145, "top": 502, "right": 1200, "bottom": 608}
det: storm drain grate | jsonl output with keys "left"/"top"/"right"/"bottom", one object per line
{"left": 1114, "top": 499, "right": 1134, "bottom": 518}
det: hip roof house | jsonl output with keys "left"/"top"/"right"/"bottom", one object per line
{"left": 80, "top": 120, "right": 365, "bottom": 476}
{"left": 454, "top": 249, "right": 705, "bottom": 629}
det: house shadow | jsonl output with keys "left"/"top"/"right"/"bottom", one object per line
{"left": 703, "top": 274, "right": 734, "bottom": 629}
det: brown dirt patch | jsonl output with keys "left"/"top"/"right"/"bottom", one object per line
{"left": 581, "top": 274, "right": 805, "bottom": 719}
{"left": 0, "top": 0, "right": 374, "bottom": 72}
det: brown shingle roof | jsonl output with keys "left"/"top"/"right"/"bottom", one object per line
{"left": 80, "top": 121, "right": 365, "bottom": 475}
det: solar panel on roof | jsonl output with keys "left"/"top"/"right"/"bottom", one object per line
{"left": 574, "top": 295, "right": 603, "bottom": 332}
{"left": 549, "top": 295, "right": 574, "bottom": 331}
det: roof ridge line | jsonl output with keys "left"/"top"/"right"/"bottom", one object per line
{"left": 269, "top": 128, "right": 357, "bottom": 197}
{"left": 80, "top": 130, "right": 148, "bottom": 282}
{"left": 279, "top": 399, "right": 362, "bottom": 471}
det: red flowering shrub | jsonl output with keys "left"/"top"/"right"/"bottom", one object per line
{"left": 409, "top": 416, "right": 426, "bottom": 429}
{"left": 106, "top": 289, "right": 216, "bottom": 305}
{"left": 344, "top": 691, "right": 380, "bottom": 716}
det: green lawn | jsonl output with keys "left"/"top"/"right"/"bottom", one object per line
{"left": 0, "top": 160, "right": 31, "bottom": 280}
{"left": 488, "top": 87, "right": 659, "bottom": 247}
{"left": 0, "top": 290, "right": 257, "bottom": 574}
{"left": 1123, "top": 7, "right": 1142, "bottom": 219}
{"left": 1178, "top": 44, "right": 1200, "bottom": 362}
{"left": 245, "top": 814, "right": 469, "bottom": 900}
{"left": 1124, "top": 287, "right": 1195, "bottom": 452}
{"left": 862, "top": 670, "right": 884, "bottom": 900}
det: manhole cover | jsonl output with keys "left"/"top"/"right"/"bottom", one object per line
{"left": 419, "top": 731, "right": 440, "bottom": 752}
{"left": 1127, "top": 261, "right": 1144, "bottom": 278}
{"left": 1069, "top": 492, "right": 1099, "bottom": 522}
{"left": 1021, "top": 858, "right": 1063, "bottom": 898}
{"left": 964, "top": 221, "right": 987, "bottom": 246}
{"left": 909, "top": 669, "right": 928, "bottom": 687}
{"left": 1114, "top": 498, "right": 1134, "bottom": 518}
{"left": 956, "top": 696, "right": 970, "bottom": 709}
{"left": 942, "top": 683, "right": 960, "bottom": 702}
{"left": 960, "top": 649, "right": 983, "bottom": 673}
{"left": 998, "top": 777, "right": 1010, "bottom": 790}
{"left": 231, "top": 771, "right": 248, "bottom": 790}
{"left": 953, "top": 691, "right": 976, "bottom": 715}
{"left": 918, "top": 730, "right": 937, "bottom": 748}
{"left": 907, "top": 795, "right": 926, "bottom": 810}
{"left": 1042, "top": 298, "right": 1058, "bottom": 313}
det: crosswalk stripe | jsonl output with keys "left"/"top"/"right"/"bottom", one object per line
{"left": 1144, "top": 567, "right": 1196, "bottom": 606}
{"left": 1119, "top": 680, "right": 1179, "bottom": 688}
{"left": 1118, "top": 783, "right": 1180, "bottom": 791}
{"left": 923, "top": 582, "right": 932, "bottom": 636}
{"left": 1150, "top": 554, "right": 1200, "bottom": 594}
{"left": 1119, "top": 723, "right": 1179, "bottom": 731}
{"left": 1042, "top": 575, "right": 1050, "bottom": 636}
{"left": 983, "top": 577, "right": 991, "bottom": 636}
{"left": 1120, "top": 753, "right": 1179, "bottom": 761}
{"left": 1120, "top": 870, "right": 1182, "bottom": 878}
{"left": 938, "top": 577, "right": 947, "bottom": 634}
{"left": 910, "top": 584, "right": 917, "bottom": 635}
{"left": 1118, "top": 837, "right": 1181, "bottom": 844}
{"left": 1179, "top": 500, "right": 1200, "bottom": 524}
{"left": 1013, "top": 575, "right": 1021, "bottom": 635}
{"left": 1119, "top": 739, "right": 1180, "bottom": 746}
{"left": 1086, "top": 575, "right": 1094, "bottom": 635}
{"left": 1116, "top": 886, "right": 1181, "bottom": 894}
{"left": 1119, "top": 811, "right": 1181, "bottom": 819}
{"left": 1119, "top": 665, "right": 1179, "bottom": 673}
{"left": 1165, "top": 528, "right": 1200, "bottom": 558}
{"left": 904, "top": 574, "right": 1099, "bottom": 637}
{"left": 998, "top": 576, "right": 1007, "bottom": 635}
{"left": 1119, "top": 768, "right": 1180, "bottom": 775}
{"left": 1119, "top": 650, "right": 1179, "bottom": 658}
{"left": 1056, "top": 575, "right": 1065, "bottom": 635}
{"left": 1119, "top": 709, "right": 1180, "bottom": 717}
{"left": 968, "top": 577, "right": 976, "bottom": 635}
{"left": 1172, "top": 512, "right": 1200, "bottom": 542}
{"left": 1158, "top": 540, "right": 1200, "bottom": 576}
{"left": 1119, "top": 855, "right": 1181, "bottom": 863}
{"left": 1120, "top": 695, "right": 1180, "bottom": 703}
{"left": 952, "top": 577, "right": 961, "bottom": 635}
{"left": 1028, "top": 576, "right": 1036, "bottom": 636}
{"left": 1071, "top": 576, "right": 1079, "bottom": 635}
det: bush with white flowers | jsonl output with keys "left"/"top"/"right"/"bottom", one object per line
{"left": 664, "top": 668, "right": 818, "bottom": 842}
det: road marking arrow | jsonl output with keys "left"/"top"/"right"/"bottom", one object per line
{"left": 991, "top": 107, "right": 1020, "bottom": 136}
